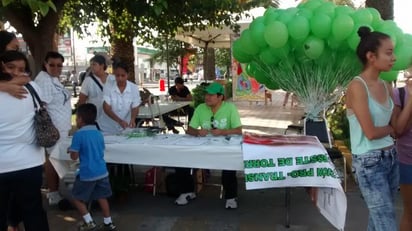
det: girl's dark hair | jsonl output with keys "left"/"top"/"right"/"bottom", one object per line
{"left": 42, "top": 51, "right": 64, "bottom": 71}
{"left": 356, "top": 26, "right": 391, "bottom": 65}
{"left": 0, "top": 31, "right": 17, "bottom": 53}
{"left": 113, "top": 61, "right": 129, "bottom": 73}
{"left": 0, "top": 50, "right": 31, "bottom": 78}
{"left": 76, "top": 103, "right": 97, "bottom": 126}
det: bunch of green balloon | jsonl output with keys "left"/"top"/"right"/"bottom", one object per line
{"left": 231, "top": 0, "right": 412, "bottom": 86}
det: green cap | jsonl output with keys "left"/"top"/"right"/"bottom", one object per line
{"left": 206, "top": 82, "right": 224, "bottom": 95}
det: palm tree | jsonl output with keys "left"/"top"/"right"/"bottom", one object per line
{"left": 365, "top": 0, "right": 393, "bottom": 20}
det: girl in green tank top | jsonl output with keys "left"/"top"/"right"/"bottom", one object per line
{"left": 345, "top": 26, "right": 398, "bottom": 231}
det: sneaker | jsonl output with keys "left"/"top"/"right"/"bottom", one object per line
{"left": 225, "top": 198, "right": 238, "bottom": 209}
{"left": 175, "top": 192, "right": 196, "bottom": 205}
{"left": 47, "top": 191, "right": 63, "bottom": 205}
{"left": 102, "top": 222, "right": 117, "bottom": 231}
{"left": 78, "top": 221, "right": 97, "bottom": 231}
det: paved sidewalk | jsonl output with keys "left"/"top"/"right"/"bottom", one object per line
{"left": 57, "top": 85, "right": 402, "bottom": 231}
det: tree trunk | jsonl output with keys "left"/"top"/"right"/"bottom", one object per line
{"left": 3, "top": 0, "right": 67, "bottom": 77}
{"left": 204, "top": 47, "right": 215, "bottom": 81}
{"left": 109, "top": 11, "right": 135, "bottom": 83}
{"left": 365, "top": 0, "right": 393, "bottom": 20}
{"left": 111, "top": 37, "right": 135, "bottom": 83}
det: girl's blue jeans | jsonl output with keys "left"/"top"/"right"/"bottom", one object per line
{"left": 352, "top": 147, "right": 399, "bottom": 231}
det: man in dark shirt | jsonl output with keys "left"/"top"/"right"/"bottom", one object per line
{"left": 163, "top": 77, "right": 194, "bottom": 133}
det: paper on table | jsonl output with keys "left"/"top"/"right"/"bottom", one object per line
{"left": 104, "top": 135, "right": 127, "bottom": 144}
{"left": 173, "top": 136, "right": 209, "bottom": 146}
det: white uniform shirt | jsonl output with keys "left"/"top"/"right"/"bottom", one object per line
{"left": 34, "top": 71, "right": 72, "bottom": 138}
{"left": 99, "top": 80, "right": 141, "bottom": 135}
{"left": 80, "top": 73, "right": 115, "bottom": 120}
{"left": 0, "top": 81, "right": 45, "bottom": 173}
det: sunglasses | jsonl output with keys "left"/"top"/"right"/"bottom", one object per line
{"left": 211, "top": 116, "right": 216, "bottom": 129}
{"left": 48, "top": 63, "right": 63, "bottom": 68}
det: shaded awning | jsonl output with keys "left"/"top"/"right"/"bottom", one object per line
{"left": 175, "top": 22, "right": 250, "bottom": 48}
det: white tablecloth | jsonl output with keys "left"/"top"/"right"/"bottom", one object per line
{"left": 138, "top": 102, "right": 191, "bottom": 119}
{"left": 49, "top": 134, "right": 243, "bottom": 179}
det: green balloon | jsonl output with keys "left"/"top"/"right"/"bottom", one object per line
{"left": 393, "top": 45, "right": 412, "bottom": 70}
{"left": 347, "top": 24, "right": 372, "bottom": 51}
{"left": 232, "top": 39, "right": 253, "bottom": 63}
{"left": 327, "top": 37, "right": 344, "bottom": 50}
{"left": 304, "top": 36, "right": 325, "bottom": 59}
{"left": 377, "top": 21, "right": 400, "bottom": 47}
{"left": 240, "top": 29, "right": 260, "bottom": 55}
{"left": 335, "top": 5, "right": 354, "bottom": 16}
{"left": 246, "top": 62, "right": 257, "bottom": 77}
{"left": 297, "top": 8, "right": 313, "bottom": 20}
{"left": 347, "top": 31, "right": 360, "bottom": 51}
{"left": 403, "top": 34, "right": 412, "bottom": 45}
{"left": 265, "top": 81, "right": 279, "bottom": 90}
{"left": 352, "top": 9, "right": 373, "bottom": 26}
{"left": 301, "top": 0, "right": 323, "bottom": 11}
{"left": 259, "top": 48, "right": 279, "bottom": 65}
{"left": 264, "top": 21, "right": 289, "bottom": 48}
{"left": 379, "top": 71, "right": 398, "bottom": 82}
{"left": 264, "top": 7, "right": 276, "bottom": 17}
{"left": 310, "top": 13, "right": 332, "bottom": 39}
{"left": 332, "top": 14, "right": 354, "bottom": 41}
{"left": 264, "top": 9, "right": 280, "bottom": 25}
{"left": 314, "top": 2, "right": 335, "bottom": 18}
{"left": 315, "top": 47, "right": 333, "bottom": 65}
{"left": 270, "top": 43, "right": 290, "bottom": 59}
{"left": 250, "top": 18, "right": 268, "bottom": 49}
{"left": 264, "top": 9, "right": 284, "bottom": 26}
{"left": 368, "top": 7, "right": 382, "bottom": 29}
{"left": 253, "top": 65, "right": 270, "bottom": 85}
{"left": 278, "top": 9, "right": 297, "bottom": 25}
{"left": 288, "top": 15, "right": 310, "bottom": 40}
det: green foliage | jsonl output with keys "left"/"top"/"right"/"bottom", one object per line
{"left": 225, "top": 81, "right": 233, "bottom": 98}
{"left": 0, "top": 0, "right": 56, "bottom": 16}
{"left": 326, "top": 95, "right": 351, "bottom": 148}
{"left": 191, "top": 83, "right": 208, "bottom": 108}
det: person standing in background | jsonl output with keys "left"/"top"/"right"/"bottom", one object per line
{"left": 34, "top": 51, "right": 72, "bottom": 206}
{"left": 78, "top": 54, "right": 115, "bottom": 122}
{"left": 392, "top": 76, "right": 412, "bottom": 231}
{"left": 70, "top": 70, "right": 79, "bottom": 97}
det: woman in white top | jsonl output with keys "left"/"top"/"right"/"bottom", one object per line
{"left": 0, "top": 50, "right": 49, "bottom": 230}
{"left": 78, "top": 54, "right": 115, "bottom": 121}
{"left": 100, "top": 61, "right": 141, "bottom": 134}
{"left": 34, "top": 51, "right": 72, "bottom": 206}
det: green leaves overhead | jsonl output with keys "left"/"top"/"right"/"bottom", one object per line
{"left": 0, "top": 0, "right": 56, "bottom": 16}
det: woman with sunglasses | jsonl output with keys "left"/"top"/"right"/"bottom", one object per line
{"left": 0, "top": 50, "right": 49, "bottom": 231}
{"left": 34, "top": 51, "right": 72, "bottom": 206}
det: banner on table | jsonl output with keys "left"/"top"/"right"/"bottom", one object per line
{"left": 242, "top": 133, "right": 347, "bottom": 231}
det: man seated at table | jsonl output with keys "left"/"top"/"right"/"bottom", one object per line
{"left": 174, "top": 82, "right": 242, "bottom": 209}
{"left": 162, "top": 77, "right": 194, "bottom": 134}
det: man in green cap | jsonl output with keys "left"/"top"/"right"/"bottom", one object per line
{"left": 174, "top": 82, "right": 242, "bottom": 209}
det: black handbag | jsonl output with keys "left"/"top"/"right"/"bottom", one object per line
{"left": 26, "top": 83, "right": 60, "bottom": 147}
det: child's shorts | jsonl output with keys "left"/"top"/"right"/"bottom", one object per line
{"left": 72, "top": 176, "right": 112, "bottom": 202}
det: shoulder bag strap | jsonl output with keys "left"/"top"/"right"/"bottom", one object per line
{"left": 398, "top": 87, "right": 405, "bottom": 109}
{"left": 89, "top": 74, "right": 103, "bottom": 91}
{"left": 25, "top": 83, "right": 41, "bottom": 109}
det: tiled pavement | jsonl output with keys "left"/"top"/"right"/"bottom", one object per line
{"left": 52, "top": 85, "right": 401, "bottom": 231}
